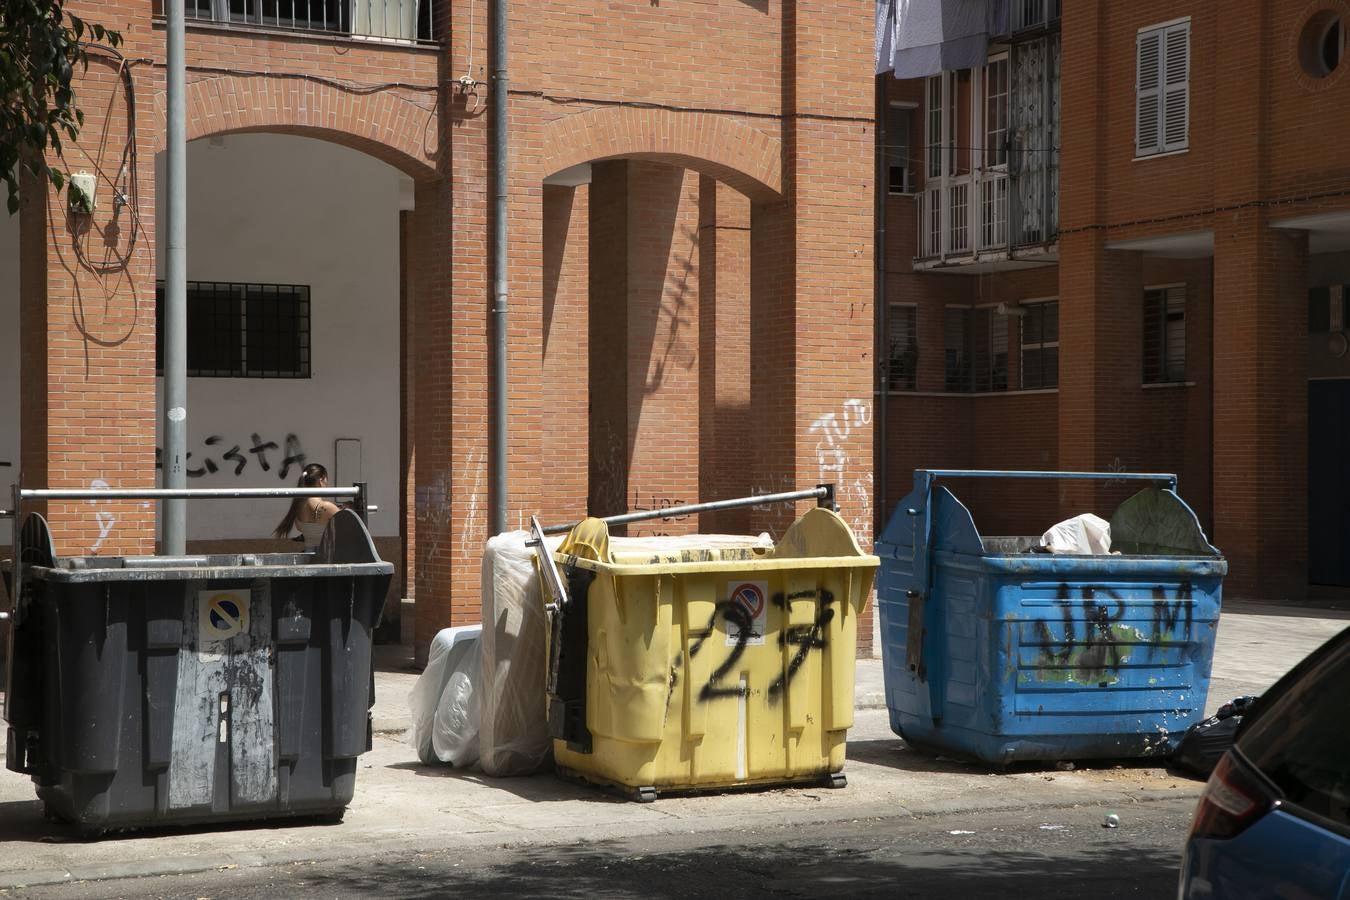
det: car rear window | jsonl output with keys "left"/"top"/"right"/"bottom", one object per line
{"left": 1238, "top": 629, "right": 1350, "bottom": 827}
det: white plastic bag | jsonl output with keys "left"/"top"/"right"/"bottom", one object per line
{"left": 408, "top": 624, "right": 482, "bottom": 767}
{"left": 1040, "top": 513, "right": 1112, "bottom": 555}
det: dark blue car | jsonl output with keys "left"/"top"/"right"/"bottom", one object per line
{"left": 1179, "top": 625, "right": 1350, "bottom": 899}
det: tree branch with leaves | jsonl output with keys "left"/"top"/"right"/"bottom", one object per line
{"left": 1, "top": 0, "right": 122, "bottom": 214}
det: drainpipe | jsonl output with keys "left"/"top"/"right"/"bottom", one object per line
{"left": 162, "top": 0, "right": 188, "bottom": 553}
{"left": 489, "top": 0, "right": 508, "bottom": 536}
{"left": 874, "top": 75, "right": 888, "bottom": 534}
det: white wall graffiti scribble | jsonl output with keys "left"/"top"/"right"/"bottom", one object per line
{"left": 808, "top": 399, "right": 873, "bottom": 535}
{"left": 88, "top": 478, "right": 115, "bottom": 554}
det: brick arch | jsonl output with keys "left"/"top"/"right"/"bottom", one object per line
{"left": 153, "top": 76, "right": 441, "bottom": 182}
{"left": 538, "top": 107, "right": 782, "bottom": 202}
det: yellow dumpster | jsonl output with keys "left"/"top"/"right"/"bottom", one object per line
{"left": 546, "top": 508, "right": 879, "bottom": 800}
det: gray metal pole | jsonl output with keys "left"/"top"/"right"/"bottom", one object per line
{"left": 489, "top": 0, "right": 509, "bottom": 538}
{"left": 162, "top": 0, "right": 188, "bottom": 553}
{"left": 874, "top": 75, "right": 888, "bottom": 537}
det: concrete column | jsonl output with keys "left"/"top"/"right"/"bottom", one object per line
{"left": 21, "top": 39, "right": 158, "bottom": 557}
{"left": 587, "top": 162, "right": 631, "bottom": 520}
{"left": 698, "top": 178, "right": 753, "bottom": 534}
{"left": 1212, "top": 215, "right": 1308, "bottom": 598}
{"left": 587, "top": 161, "right": 701, "bottom": 536}
{"left": 542, "top": 182, "right": 590, "bottom": 524}
{"left": 1056, "top": 233, "right": 1145, "bottom": 515}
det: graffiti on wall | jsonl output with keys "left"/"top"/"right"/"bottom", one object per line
{"left": 88, "top": 478, "right": 115, "bottom": 554}
{"left": 808, "top": 398, "right": 873, "bottom": 533}
{"left": 155, "top": 433, "right": 306, "bottom": 480}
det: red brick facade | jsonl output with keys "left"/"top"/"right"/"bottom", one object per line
{"left": 22, "top": 0, "right": 877, "bottom": 660}
{"left": 882, "top": 0, "right": 1350, "bottom": 600}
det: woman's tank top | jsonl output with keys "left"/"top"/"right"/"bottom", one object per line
{"left": 297, "top": 517, "right": 328, "bottom": 552}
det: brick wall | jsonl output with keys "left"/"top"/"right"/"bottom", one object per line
{"left": 29, "top": 1, "right": 878, "bottom": 662}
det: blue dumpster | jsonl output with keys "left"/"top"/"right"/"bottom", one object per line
{"left": 876, "top": 470, "right": 1226, "bottom": 766}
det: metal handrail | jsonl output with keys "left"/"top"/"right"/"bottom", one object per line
{"left": 4, "top": 484, "right": 375, "bottom": 524}
{"left": 919, "top": 469, "right": 1176, "bottom": 486}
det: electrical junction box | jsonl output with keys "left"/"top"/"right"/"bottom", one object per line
{"left": 69, "top": 172, "right": 96, "bottom": 214}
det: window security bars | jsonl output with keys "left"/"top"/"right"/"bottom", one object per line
{"left": 155, "top": 281, "right": 311, "bottom": 379}
{"left": 182, "top": 0, "right": 432, "bottom": 41}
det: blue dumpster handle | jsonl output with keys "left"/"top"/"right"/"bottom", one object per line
{"left": 917, "top": 469, "right": 1176, "bottom": 488}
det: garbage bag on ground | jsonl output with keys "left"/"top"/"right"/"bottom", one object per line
{"left": 479, "top": 527, "right": 777, "bottom": 777}
{"left": 408, "top": 625, "right": 483, "bottom": 767}
{"left": 1040, "top": 513, "right": 1112, "bottom": 555}
{"left": 1170, "top": 696, "right": 1258, "bottom": 778}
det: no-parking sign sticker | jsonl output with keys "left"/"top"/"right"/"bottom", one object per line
{"left": 725, "top": 581, "right": 767, "bottom": 647}
{"left": 199, "top": 589, "right": 250, "bottom": 645}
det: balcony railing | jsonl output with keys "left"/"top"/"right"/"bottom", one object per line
{"left": 181, "top": 0, "right": 432, "bottom": 41}
{"left": 918, "top": 171, "right": 1008, "bottom": 261}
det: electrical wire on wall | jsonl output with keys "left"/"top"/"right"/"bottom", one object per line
{"left": 49, "top": 41, "right": 151, "bottom": 363}
{"left": 71, "top": 42, "right": 149, "bottom": 275}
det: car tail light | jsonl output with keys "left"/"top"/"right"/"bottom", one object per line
{"left": 1187, "top": 751, "right": 1279, "bottom": 841}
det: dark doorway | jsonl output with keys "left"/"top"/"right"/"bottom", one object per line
{"left": 1308, "top": 378, "right": 1350, "bottom": 586}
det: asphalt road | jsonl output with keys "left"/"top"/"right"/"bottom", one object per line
{"left": 11, "top": 796, "right": 1197, "bottom": 899}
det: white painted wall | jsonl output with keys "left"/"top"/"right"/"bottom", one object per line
{"left": 155, "top": 133, "right": 404, "bottom": 540}
{"left": 0, "top": 204, "right": 18, "bottom": 544}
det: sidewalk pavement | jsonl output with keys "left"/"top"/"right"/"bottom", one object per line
{"left": 0, "top": 601, "right": 1343, "bottom": 889}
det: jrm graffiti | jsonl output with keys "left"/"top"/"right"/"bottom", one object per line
{"left": 156, "top": 433, "right": 306, "bottom": 479}
{"left": 1030, "top": 584, "right": 1196, "bottom": 681}
{"left": 668, "top": 588, "right": 837, "bottom": 704}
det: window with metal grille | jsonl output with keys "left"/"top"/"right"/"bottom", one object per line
{"left": 155, "top": 281, "right": 311, "bottom": 378}
{"left": 1143, "top": 286, "right": 1185, "bottom": 384}
{"left": 945, "top": 306, "right": 1009, "bottom": 392}
{"left": 176, "top": 0, "right": 432, "bottom": 40}
{"left": 1019, "top": 300, "right": 1059, "bottom": 389}
{"left": 888, "top": 304, "right": 918, "bottom": 391}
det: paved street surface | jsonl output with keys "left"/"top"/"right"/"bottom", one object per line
{"left": 8, "top": 797, "right": 1198, "bottom": 898}
{"left": 0, "top": 600, "right": 1340, "bottom": 895}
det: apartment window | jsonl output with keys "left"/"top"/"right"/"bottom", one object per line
{"left": 1136, "top": 19, "right": 1190, "bottom": 157}
{"left": 1143, "top": 285, "right": 1186, "bottom": 384}
{"left": 984, "top": 55, "right": 1009, "bottom": 168}
{"left": 944, "top": 306, "right": 970, "bottom": 391}
{"left": 1309, "top": 285, "right": 1349, "bottom": 334}
{"left": 926, "top": 76, "right": 945, "bottom": 180}
{"left": 1012, "top": 0, "right": 1061, "bottom": 32}
{"left": 155, "top": 281, "right": 311, "bottom": 378}
{"left": 886, "top": 103, "right": 917, "bottom": 194}
{"left": 945, "top": 306, "right": 1009, "bottom": 392}
{"left": 887, "top": 304, "right": 918, "bottom": 390}
{"left": 1019, "top": 300, "right": 1059, "bottom": 390}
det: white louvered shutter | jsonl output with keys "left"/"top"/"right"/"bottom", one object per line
{"left": 1162, "top": 23, "right": 1191, "bottom": 152}
{"left": 1136, "top": 28, "right": 1162, "bottom": 155}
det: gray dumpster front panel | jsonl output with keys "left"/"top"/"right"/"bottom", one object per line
{"left": 5, "top": 510, "right": 391, "bottom": 832}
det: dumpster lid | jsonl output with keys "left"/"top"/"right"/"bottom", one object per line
{"left": 554, "top": 507, "right": 880, "bottom": 576}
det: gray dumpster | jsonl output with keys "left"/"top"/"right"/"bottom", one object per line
{"left": 4, "top": 508, "right": 392, "bottom": 833}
